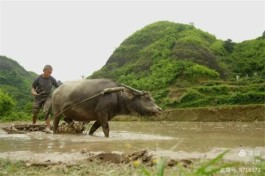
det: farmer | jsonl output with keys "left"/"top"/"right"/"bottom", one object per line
{"left": 31, "top": 65, "right": 60, "bottom": 133}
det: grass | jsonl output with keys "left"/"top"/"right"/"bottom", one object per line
{"left": 157, "top": 104, "right": 265, "bottom": 122}
{"left": 1, "top": 151, "right": 264, "bottom": 176}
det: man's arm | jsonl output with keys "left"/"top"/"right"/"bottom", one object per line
{"left": 32, "top": 76, "right": 39, "bottom": 96}
{"left": 31, "top": 87, "right": 37, "bottom": 96}
{"left": 51, "top": 77, "right": 60, "bottom": 88}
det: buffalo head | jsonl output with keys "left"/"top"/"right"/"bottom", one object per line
{"left": 121, "top": 84, "right": 162, "bottom": 116}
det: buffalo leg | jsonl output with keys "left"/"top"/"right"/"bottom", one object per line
{"left": 101, "top": 121, "right": 109, "bottom": 137}
{"left": 53, "top": 113, "right": 61, "bottom": 133}
{"left": 89, "top": 121, "right": 101, "bottom": 135}
{"left": 98, "top": 115, "right": 109, "bottom": 137}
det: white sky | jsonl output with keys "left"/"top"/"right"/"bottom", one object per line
{"left": 1, "top": 0, "right": 264, "bottom": 82}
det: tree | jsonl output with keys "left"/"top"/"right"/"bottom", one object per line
{"left": 223, "top": 39, "right": 234, "bottom": 53}
{"left": 0, "top": 90, "right": 15, "bottom": 117}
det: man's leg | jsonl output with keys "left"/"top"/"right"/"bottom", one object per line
{"left": 43, "top": 97, "right": 52, "bottom": 130}
{"left": 32, "top": 114, "right": 38, "bottom": 124}
{"left": 45, "top": 117, "right": 51, "bottom": 129}
{"left": 44, "top": 108, "right": 51, "bottom": 129}
{"left": 32, "top": 99, "right": 41, "bottom": 125}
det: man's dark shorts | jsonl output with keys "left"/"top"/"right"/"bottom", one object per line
{"left": 32, "top": 96, "right": 52, "bottom": 117}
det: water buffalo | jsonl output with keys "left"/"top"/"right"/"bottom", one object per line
{"left": 52, "top": 79, "right": 161, "bottom": 137}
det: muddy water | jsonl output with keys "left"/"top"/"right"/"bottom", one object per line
{"left": 0, "top": 122, "right": 264, "bottom": 162}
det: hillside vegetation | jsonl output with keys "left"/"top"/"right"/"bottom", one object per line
{"left": 91, "top": 21, "right": 265, "bottom": 108}
{"left": 0, "top": 55, "right": 37, "bottom": 120}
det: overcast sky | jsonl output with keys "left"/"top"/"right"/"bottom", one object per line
{"left": 1, "top": 0, "right": 264, "bottom": 82}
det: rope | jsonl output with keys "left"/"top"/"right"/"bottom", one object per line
{"left": 50, "top": 92, "right": 102, "bottom": 120}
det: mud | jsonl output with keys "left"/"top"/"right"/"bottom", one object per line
{"left": 0, "top": 121, "right": 264, "bottom": 166}
{"left": 0, "top": 149, "right": 194, "bottom": 168}
{"left": 2, "top": 122, "right": 87, "bottom": 134}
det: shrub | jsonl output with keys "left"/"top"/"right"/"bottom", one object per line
{"left": 231, "top": 92, "right": 265, "bottom": 104}
{"left": 180, "top": 89, "right": 203, "bottom": 103}
{"left": 1, "top": 111, "right": 31, "bottom": 122}
{"left": 197, "top": 85, "right": 229, "bottom": 95}
{"left": 184, "top": 64, "right": 220, "bottom": 79}
{"left": 217, "top": 92, "right": 265, "bottom": 105}
{"left": 0, "top": 90, "right": 15, "bottom": 117}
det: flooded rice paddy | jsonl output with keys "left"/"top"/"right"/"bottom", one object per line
{"left": 0, "top": 121, "right": 264, "bottom": 163}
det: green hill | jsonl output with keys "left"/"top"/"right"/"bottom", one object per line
{"left": 0, "top": 55, "right": 37, "bottom": 112}
{"left": 90, "top": 21, "right": 265, "bottom": 108}
{"left": 223, "top": 37, "right": 265, "bottom": 77}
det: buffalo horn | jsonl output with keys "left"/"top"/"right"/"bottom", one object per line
{"left": 103, "top": 87, "right": 125, "bottom": 94}
{"left": 120, "top": 84, "right": 143, "bottom": 95}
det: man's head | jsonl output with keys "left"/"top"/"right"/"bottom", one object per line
{"left": 43, "top": 65, "right": 53, "bottom": 78}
